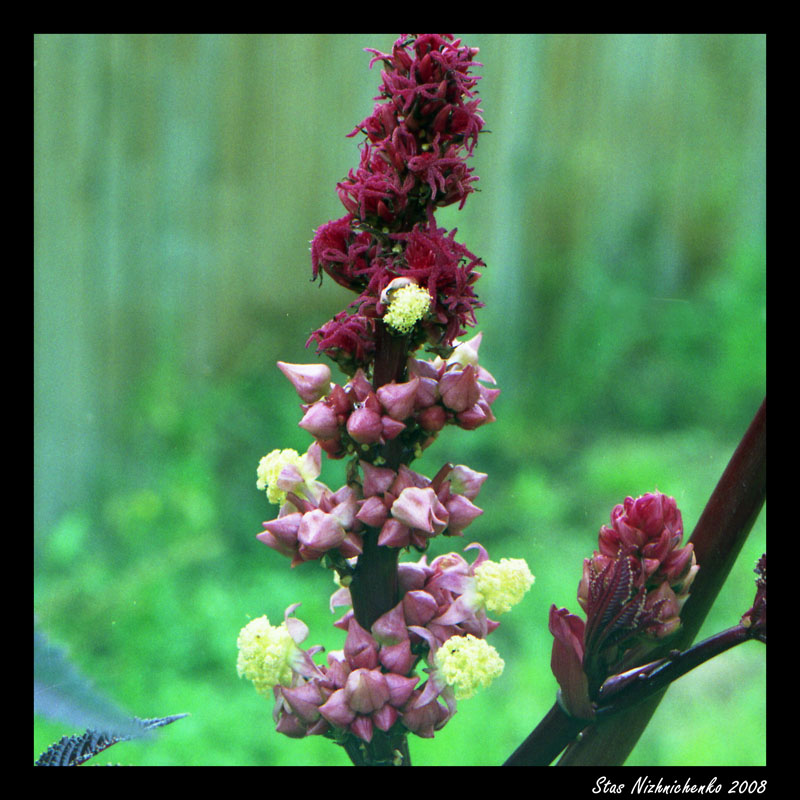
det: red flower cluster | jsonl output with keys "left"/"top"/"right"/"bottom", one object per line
{"left": 341, "top": 33, "right": 483, "bottom": 223}
{"left": 306, "top": 34, "right": 486, "bottom": 374}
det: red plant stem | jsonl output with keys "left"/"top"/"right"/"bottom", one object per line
{"left": 504, "top": 700, "right": 587, "bottom": 767}
{"left": 372, "top": 320, "right": 410, "bottom": 391}
{"left": 345, "top": 320, "right": 411, "bottom": 765}
{"left": 679, "top": 397, "right": 767, "bottom": 642}
{"left": 350, "top": 531, "right": 401, "bottom": 631}
{"left": 595, "top": 624, "right": 753, "bottom": 717}
{"left": 349, "top": 321, "right": 409, "bottom": 632}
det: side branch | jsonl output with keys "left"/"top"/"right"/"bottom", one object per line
{"left": 503, "top": 398, "right": 766, "bottom": 766}
{"left": 557, "top": 397, "right": 766, "bottom": 766}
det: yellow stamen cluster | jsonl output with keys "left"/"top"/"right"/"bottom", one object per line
{"left": 236, "top": 616, "right": 297, "bottom": 698}
{"left": 434, "top": 634, "right": 504, "bottom": 700}
{"left": 383, "top": 284, "right": 432, "bottom": 334}
{"left": 474, "top": 558, "right": 535, "bottom": 615}
{"left": 256, "top": 448, "right": 306, "bottom": 505}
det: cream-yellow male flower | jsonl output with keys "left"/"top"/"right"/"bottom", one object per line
{"left": 256, "top": 442, "right": 323, "bottom": 506}
{"left": 383, "top": 283, "right": 432, "bottom": 334}
{"left": 434, "top": 634, "right": 505, "bottom": 700}
{"left": 236, "top": 615, "right": 298, "bottom": 698}
{"left": 474, "top": 557, "right": 535, "bottom": 615}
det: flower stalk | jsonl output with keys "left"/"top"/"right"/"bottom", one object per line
{"left": 595, "top": 610, "right": 765, "bottom": 719}
{"left": 349, "top": 523, "right": 401, "bottom": 631}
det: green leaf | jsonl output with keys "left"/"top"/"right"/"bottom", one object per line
{"left": 35, "top": 714, "right": 189, "bottom": 766}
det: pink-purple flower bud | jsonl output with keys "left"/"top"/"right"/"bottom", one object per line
{"left": 360, "top": 460, "right": 397, "bottom": 497}
{"left": 373, "top": 703, "right": 398, "bottom": 733}
{"left": 385, "top": 673, "right": 419, "bottom": 709}
{"left": 277, "top": 361, "right": 332, "bottom": 403}
{"left": 414, "top": 377, "right": 440, "bottom": 409}
{"left": 439, "top": 365, "right": 481, "bottom": 412}
{"left": 379, "top": 639, "right": 414, "bottom": 675}
{"left": 417, "top": 404, "right": 447, "bottom": 432}
{"left": 377, "top": 377, "right": 420, "bottom": 421}
{"left": 448, "top": 464, "right": 488, "bottom": 500}
{"left": 442, "top": 493, "right": 483, "bottom": 534}
{"left": 403, "top": 589, "right": 439, "bottom": 626}
{"left": 348, "top": 369, "right": 374, "bottom": 402}
{"left": 592, "top": 491, "right": 697, "bottom": 598}
{"left": 356, "top": 495, "right": 390, "bottom": 528}
{"left": 456, "top": 398, "right": 496, "bottom": 430}
{"left": 257, "top": 513, "right": 302, "bottom": 559}
{"left": 351, "top": 715, "right": 375, "bottom": 743}
{"left": 347, "top": 405, "right": 384, "bottom": 444}
{"left": 344, "top": 619, "right": 380, "bottom": 670}
{"left": 280, "top": 682, "right": 327, "bottom": 725}
{"left": 297, "top": 509, "right": 347, "bottom": 560}
{"left": 275, "top": 711, "right": 311, "bottom": 739}
{"left": 391, "top": 486, "right": 449, "bottom": 535}
{"left": 318, "top": 689, "right": 356, "bottom": 728}
{"left": 400, "top": 689, "right": 452, "bottom": 738}
{"left": 345, "top": 668, "right": 391, "bottom": 714}
{"left": 371, "top": 602, "right": 408, "bottom": 646}
{"left": 298, "top": 401, "right": 341, "bottom": 440}
{"left": 377, "top": 518, "right": 412, "bottom": 548}
{"left": 380, "top": 415, "right": 406, "bottom": 440}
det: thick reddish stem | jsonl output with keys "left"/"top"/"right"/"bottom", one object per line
{"left": 349, "top": 320, "right": 408, "bottom": 632}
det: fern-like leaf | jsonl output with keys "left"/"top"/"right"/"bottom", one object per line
{"left": 35, "top": 714, "right": 188, "bottom": 766}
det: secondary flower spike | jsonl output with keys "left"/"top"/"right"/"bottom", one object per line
{"left": 550, "top": 491, "right": 699, "bottom": 717}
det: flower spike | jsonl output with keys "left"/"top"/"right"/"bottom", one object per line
{"left": 242, "top": 35, "right": 525, "bottom": 764}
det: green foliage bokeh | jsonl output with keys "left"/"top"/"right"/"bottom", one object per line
{"left": 34, "top": 34, "right": 765, "bottom": 766}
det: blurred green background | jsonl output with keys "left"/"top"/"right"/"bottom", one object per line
{"left": 34, "top": 34, "right": 765, "bottom": 766}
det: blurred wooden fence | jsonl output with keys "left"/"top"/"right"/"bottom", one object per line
{"left": 34, "top": 34, "right": 765, "bottom": 533}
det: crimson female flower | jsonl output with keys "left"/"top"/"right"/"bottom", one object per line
{"left": 358, "top": 34, "right": 484, "bottom": 158}
{"left": 307, "top": 34, "right": 486, "bottom": 373}
{"left": 310, "top": 215, "right": 374, "bottom": 293}
{"left": 306, "top": 310, "right": 377, "bottom": 377}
